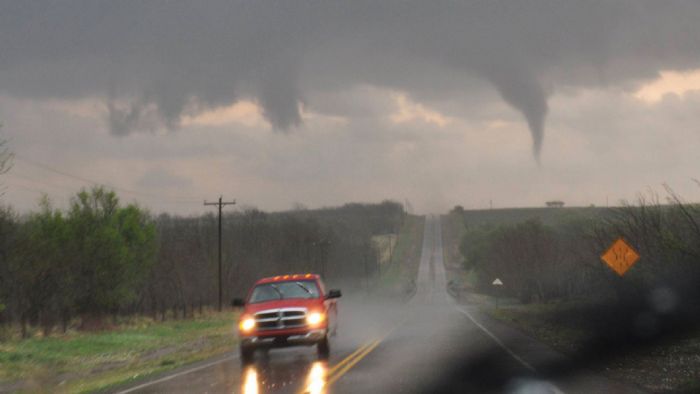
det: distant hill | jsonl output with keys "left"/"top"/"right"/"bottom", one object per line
{"left": 456, "top": 206, "right": 612, "bottom": 228}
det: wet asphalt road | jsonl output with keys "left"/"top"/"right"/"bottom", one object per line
{"left": 113, "top": 216, "right": 641, "bottom": 394}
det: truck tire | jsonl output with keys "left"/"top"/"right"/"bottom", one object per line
{"left": 317, "top": 336, "right": 330, "bottom": 359}
{"left": 240, "top": 345, "right": 255, "bottom": 364}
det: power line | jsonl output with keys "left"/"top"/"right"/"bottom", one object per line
{"left": 5, "top": 181, "right": 48, "bottom": 196}
{"left": 13, "top": 154, "right": 202, "bottom": 204}
{"left": 6, "top": 171, "right": 84, "bottom": 194}
{"left": 6, "top": 173, "right": 201, "bottom": 206}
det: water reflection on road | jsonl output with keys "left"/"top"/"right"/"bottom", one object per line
{"left": 241, "top": 355, "right": 328, "bottom": 394}
{"left": 303, "top": 362, "right": 327, "bottom": 394}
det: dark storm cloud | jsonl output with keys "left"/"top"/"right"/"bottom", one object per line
{"left": 1, "top": 1, "right": 699, "bottom": 158}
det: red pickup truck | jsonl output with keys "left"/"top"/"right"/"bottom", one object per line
{"left": 232, "top": 274, "right": 341, "bottom": 363}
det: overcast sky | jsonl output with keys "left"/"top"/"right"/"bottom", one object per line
{"left": 1, "top": 0, "right": 700, "bottom": 215}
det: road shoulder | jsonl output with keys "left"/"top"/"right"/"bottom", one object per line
{"left": 454, "top": 302, "right": 646, "bottom": 394}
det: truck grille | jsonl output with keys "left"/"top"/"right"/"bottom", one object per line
{"left": 254, "top": 308, "right": 307, "bottom": 330}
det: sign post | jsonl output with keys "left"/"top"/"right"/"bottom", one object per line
{"left": 492, "top": 278, "right": 503, "bottom": 308}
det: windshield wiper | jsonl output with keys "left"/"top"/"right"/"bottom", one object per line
{"left": 294, "top": 282, "right": 313, "bottom": 295}
{"left": 270, "top": 284, "right": 284, "bottom": 299}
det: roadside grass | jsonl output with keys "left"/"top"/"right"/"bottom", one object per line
{"left": 379, "top": 215, "right": 424, "bottom": 294}
{"left": 440, "top": 213, "right": 465, "bottom": 267}
{"left": 440, "top": 213, "right": 475, "bottom": 293}
{"left": 485, "top": 301, "right": 700, "bottom": 393}
{"left": 486, "top": 301, "right": 595, "bottom": 354}
{"left": 371, "top": 233, "right": 397, "bottom": 268}
{"left": 0, "top": 310, "right": 238, "bottom": 393}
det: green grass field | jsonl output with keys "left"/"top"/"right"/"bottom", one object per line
{"left": 0, "top": 311, "right": 238, "bottom": 393}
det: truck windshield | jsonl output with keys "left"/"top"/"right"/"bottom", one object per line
{"left": 248, "top": 280, "right": 321, "bottom": 303}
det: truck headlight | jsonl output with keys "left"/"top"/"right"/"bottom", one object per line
{"left": 306, "top": 312, "right": 325, "bottom": 326}
{"left": 239, "top": 316, "right": 255, "bottom": 332}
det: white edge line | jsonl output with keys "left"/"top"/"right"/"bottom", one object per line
{"left": 114, "top": 354, "right": 238, "bottom": 394}
{"left": 456, "top": 306, "right": 537, "bottom": 372}
{"left": 456, "top": 306, "right": 566, "bottom": 394}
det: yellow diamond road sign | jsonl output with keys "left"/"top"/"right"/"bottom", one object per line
{"left": 601, "top": 238, "right": 640, "bottom": 276}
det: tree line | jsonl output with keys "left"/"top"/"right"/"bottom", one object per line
{"left": 455, "top": 189, "right": 700, "bottom": 306}
{"left": 0, "top": 186, "right": 405, "bottom": 337}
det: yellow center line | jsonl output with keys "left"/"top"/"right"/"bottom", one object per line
{"left": 326, "top": 339, "right": 381, "bottom": 386}
{"left": 299, "top": 318, "right": 409, "bottom": 393}
{"left": 328, "top": 340, "right": 374, "bottom": 376}
{"left": 325, "top": 318, "right": 407, "bottom": 387}
{"left": 296, "top": 341, "right": 375, "bottom": 394}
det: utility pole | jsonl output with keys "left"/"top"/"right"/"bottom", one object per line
{"left": 204, "top": 196, "right": 236, "bottom": 311}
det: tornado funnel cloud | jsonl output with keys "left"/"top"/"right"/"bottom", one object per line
{"left": 486, "top": 67, "right": 549, "bottom": 161}
{"left": 523, "top": 101, "right": 547, "bottom": 162}
{"left": 2, "top": 1, "right": 699, "bottom": 158}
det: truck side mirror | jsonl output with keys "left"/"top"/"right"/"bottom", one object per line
{"left": 232, "top": 298, "right": 245, "bottom": 307}
{"left": 326, "top": 289, "right": 342, "bottom": 299}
